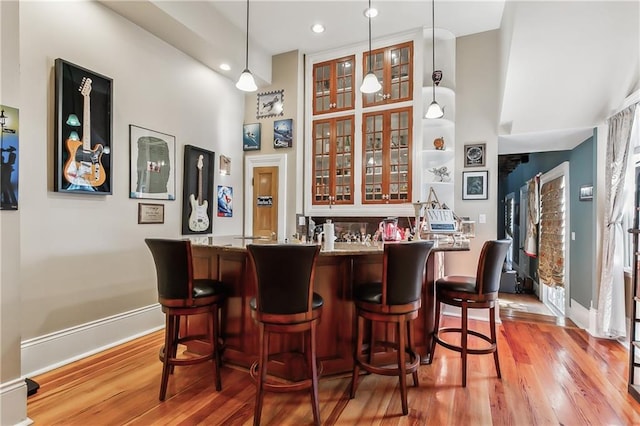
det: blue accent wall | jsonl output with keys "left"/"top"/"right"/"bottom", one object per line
{"left": 498, "top": 133, "right": 595, "bottom": 310}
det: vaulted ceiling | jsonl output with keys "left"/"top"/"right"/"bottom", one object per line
{"left": 100, "top": 0, "right": 639, "bottom": 154}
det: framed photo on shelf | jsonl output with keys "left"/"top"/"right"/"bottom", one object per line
{"left": 182, "top": 145, "right": 214, "bottom": 235}
{"left": 256, "top": 90, "right": 284, "bottom": 119}
{"left": 137, "top": 203, "right": 164, "bottom": 224}
{"left": 462, "top": 170, "right": 488, "bottom": 200}
{"left": 463, "top": 143, "right": 486, "bottom": 167}
{"left": 243, "top": 123, "right": 261, "bottom": 151}
{"left": 54, "top": 58, "right": 113, "bottom": 194}
{"left": 129, "top": 125, "right": 176, "bottom": 200}
{"left": 273, "top": 118, "right": 293, "bottom": 148}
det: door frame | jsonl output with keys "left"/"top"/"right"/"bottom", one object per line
{"left": 244, "top": 154, "right": 287, "bottom": 241}
{"left": 538, "top": 161, "right": 571, "bottom": 316}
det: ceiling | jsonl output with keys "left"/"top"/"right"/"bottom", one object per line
{"left": 100, "top": 0, "right": 639, "bottom": 154}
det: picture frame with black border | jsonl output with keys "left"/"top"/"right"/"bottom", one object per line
{"left": 273, "top": 118, "right": 293, "bottom": 149}
{"left": 54, "top": 58, "right": 113, "bottom": 194}
{"left": 462, "top": 170, "right": 488, "bottom": 200}
{"left": 182, "top": 145, "right": 214, "bottom": 235}
{"left": 463, "top": 142, "right": 486, "bottom": 167}
{"left": 579, "top": 184, "right": 593, "bottom": 201}
{"left": 129, "top": 124, "right": 176, "bottom": 200}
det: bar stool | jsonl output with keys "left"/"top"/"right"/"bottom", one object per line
{"left": 247, "top": 244, "right": 322, "bottom": 426}
{"left": 429, "top": 239, "right": 510, "bottom": 387}
{"left": 145, "top": 238, "right": 227, "bottom": 400}
{"left": 350, "top": 240, "right": 434, "bottom": 416}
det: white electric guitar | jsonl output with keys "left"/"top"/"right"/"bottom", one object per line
{"left": 188, "top": 155, "right": 210, "bottom": 232}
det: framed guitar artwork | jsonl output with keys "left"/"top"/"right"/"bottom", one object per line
{"left": 182, "top": 145, "right": 214, "bottom": 235}
{"left": 54, "top": 59, "right": 112, "bottom": 194}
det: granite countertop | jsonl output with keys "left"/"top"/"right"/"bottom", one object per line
{"left": 190, "top": 235, "right": 470, "bottom": 255}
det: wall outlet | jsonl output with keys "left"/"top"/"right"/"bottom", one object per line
{"left": 297, "top": 215, "right": 306, "bottom": 226}
{"left": 479, "top": 214, "right": 486, "bottom": 224}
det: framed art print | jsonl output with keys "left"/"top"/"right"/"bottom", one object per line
{"left": 462, "top": 170, "right": 488, "bottom": 200}
{"left": 217, "top": 185, "right": 233, "bottom": 217}
{"left": 54, "top": 58, "right": 112, "bottom": 194}
{"left": 138, "top": 203, "right": 164, "bottom": 224}
{"left": 129, "top": 125, "right": 176, "bottom": 200}
{"left": 464, "top": 143, "right": 486, "bottom": 167}
{"left": 182, "top": 145, "right": 214, "bottom": 235}
{"left": 243, "top": 123, "right": 261, "bottom": 151}
{"left": 257, "top": 90, "right": 284, "bottom": 119}
{"left": 0, "top": 105, "right": 19, "bottom": 210}
{"left": 273, "top": 118, "right": 293, "bottom": 148}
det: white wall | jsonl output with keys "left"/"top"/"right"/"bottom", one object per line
{"left": 18, "top": 1, "right": 244, "bottom": 341}
{"left": 451, "top": 29, "right": 501, "bottom": 275}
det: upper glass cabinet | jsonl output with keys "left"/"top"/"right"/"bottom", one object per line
{"left": 313, "top": 55, "right": 355, "bottom": 115}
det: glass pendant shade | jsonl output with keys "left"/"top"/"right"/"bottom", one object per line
{"left": 425, "top": 100, "right": 444, "bottom": 119}
{"left": 360, "top": 71, "right": 382, "bottom": 94}
{"left": 236, "top": 69, "right": 257, "bottom": 92}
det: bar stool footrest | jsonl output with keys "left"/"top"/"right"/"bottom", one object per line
{"left": 434, "top": 327, "right": 497, "bottom": 355}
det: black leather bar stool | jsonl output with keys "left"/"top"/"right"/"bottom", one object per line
{"left": 429, "top": 239, "right": 510, "bottom": 387}
{"left": 145, "top": 238, "right": 227, "bottom": 400}
{"left": 247, "top": 243, "right": 322, "bottom": 426}
{"left": 350, "top": 240, "right": 434, "bottom": 416}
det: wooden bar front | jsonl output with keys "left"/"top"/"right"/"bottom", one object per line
{"left": 191, "top": 239, "right": 468, "bottom": 379}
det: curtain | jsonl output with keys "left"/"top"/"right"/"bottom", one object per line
{"left": 539, "top": 176, "right": 565, "bottom": 288}
{"left": 597, "top": 103, "right": 637, "bottom": 338}
{"left": 524, "top": 175, "right": 539, "bottom": 257}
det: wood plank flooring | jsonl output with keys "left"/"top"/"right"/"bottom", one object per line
{"left": 27, "top": 315, "right": 639, "bottom": 425}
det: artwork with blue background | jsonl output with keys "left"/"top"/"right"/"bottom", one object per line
{"left": 217, "top": 185, "right": 233, "bottom": 217}
{"left": 273, "top": 118, "right": 293, "bottom": 149}
{"left": 243, "top": 123, "right": 261, "bottom": 151}
{"left": 0, "top": 105, "right": 19, "bottom": 210}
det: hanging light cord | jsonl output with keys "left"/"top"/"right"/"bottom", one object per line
{"left": 431, "top": 0, "right": 436, "bottom": 100}
{"left": 368, "top": 0, "right": 373, "bottom": 72}
{"left": 244, "top": 0, "right": 250, "bottom": 69}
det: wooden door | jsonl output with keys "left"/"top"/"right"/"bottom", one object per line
{"left": 253, "top": 166, "right": 278, "bottom": 238}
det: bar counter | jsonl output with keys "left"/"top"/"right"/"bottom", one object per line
{"left": 190, "top": 236, "right": 469, "bottom": 380}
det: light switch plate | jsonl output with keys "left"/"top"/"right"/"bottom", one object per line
{"left": 479, "top": 214, "right": 486, "bottom": 224}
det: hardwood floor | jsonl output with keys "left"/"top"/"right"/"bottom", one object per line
{"left": 28, "top": 315, "right": 639, "bottom": 425}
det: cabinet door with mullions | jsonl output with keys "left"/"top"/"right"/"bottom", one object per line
{"left": 362, "top": 107, "right": 412, "bottom": 204}
{"left": 312, "top": 116, "right": 354, "bottom": 205}
{"left": 313, "top": 56, "right": 355, "bottom": 115}
{"left": 363, "top": 41, "right": 413, "bottom": 108}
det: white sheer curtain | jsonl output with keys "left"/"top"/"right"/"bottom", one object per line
{"left": 597, "top": 103, "right": 637, "bottom": 338}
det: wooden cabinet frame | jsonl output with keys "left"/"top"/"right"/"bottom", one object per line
{"left": 312, "top": 116, "right": 355, "bottom": 206}
{"left": 362, "top": 106, "right": 412, "bottom": 204}
{"left": 312, "top": 55, "right": 355, "bottom": 115}
{"left": 362, "top": 41, "right": 413, "bottom": 108}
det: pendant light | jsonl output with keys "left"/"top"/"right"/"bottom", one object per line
{"left": 425, "top": 0, "right": 444, "bottom": 119}
{"left": 236, "top": 0, "right": 257, "bottom": 92}
{"left": 360, "top": 0, "right": 382, "bottom": 94}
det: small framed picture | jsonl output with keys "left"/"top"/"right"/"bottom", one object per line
{"left": 273, "top": 118, "right": 293, "bottom": 149}
{"left": 462, "top": 170, "right": 488, "bottom": 200}
{"left": 129, "top": 125, "right": 176, "bottom": 200}
{"left": 243, "top": 123, "right": 261, "bottom": 151}
{"left": 138, "top": 203, "right": 164, "bottom": 224}
{"left": 217, "top": 185, "right": 233, "bottom": 217}
{"left": 219, "top": 155, "right": 231, "bottom": 176}
{"left": 579, "top": 184, "right": 593, "bottom": 201}
{"left": 464, "top": 143, "right": 486, "bottom": 167}
{"left": 257, "top": 90, "right": 284, "bottom": 119}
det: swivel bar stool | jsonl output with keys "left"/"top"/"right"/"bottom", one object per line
{"left": 247, "top": 243, "right": 323, "bottom": 426}
{"left": 350, "top": 240, "right": 434, "bottom": 416}
{"left": 429, "top": 239, "right": 510, "bottom": 387}
{"left": 145, "top": 238, "right": 227, "bottom": 400}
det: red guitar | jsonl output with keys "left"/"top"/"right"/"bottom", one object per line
{"left": 63, "top": 77, "right": 107, "bottom": 187}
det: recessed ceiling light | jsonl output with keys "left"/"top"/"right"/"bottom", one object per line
{"left": 219, "top": 63, "right": 231, "bottom": 71}
{"left": 311, "top": 23, "right": 325, "bottom": 34}
{"left": 364, "top": 7, "right": 378, "bottom": 18}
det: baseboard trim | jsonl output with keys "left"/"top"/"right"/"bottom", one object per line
{"left": 0, "top": 378, "right": 31, "bottom": 426}
{"left": 21, "top": 304, "right": 164, "bottom": 377}
{"left": 568, "top": 298, "right": 590, "bottom": 331}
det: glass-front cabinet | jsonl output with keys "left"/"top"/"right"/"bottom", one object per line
{"left": 312, "top": 116, "right": 355, "bottom": 206}
{"left": 362, "top": 107, "right": 412, "bottom": 204}
{"left": 313, "top": 56, "right": 355, "bottom": 115}
{"left": 362, "top": 41, "right": 413, "bottom": 108}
